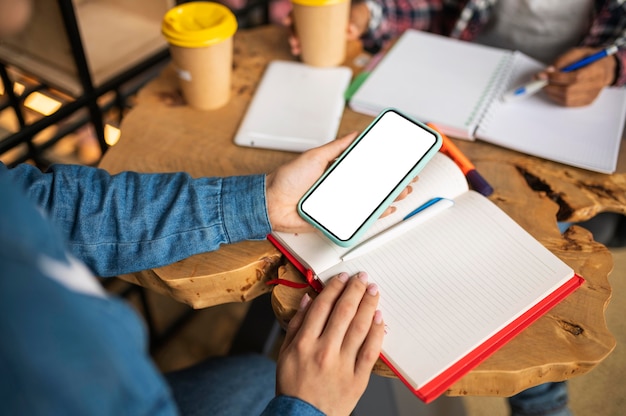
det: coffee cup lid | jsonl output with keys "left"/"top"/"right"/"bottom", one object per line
{"left": 292, "top": 0, "right": 348, "bottom": 6}
{"left": 162, "top": 2, "right": 238, "bottom": 48}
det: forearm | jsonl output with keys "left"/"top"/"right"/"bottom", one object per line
{"left": 581, "top": 0, "right": 626, "bottom": 86}
{"left": 1, "top": 163, "right": 271, "bottom": 277}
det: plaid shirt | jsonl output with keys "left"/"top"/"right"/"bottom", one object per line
{"left": 363, "top": 0, "right": 626, "bottom": 86}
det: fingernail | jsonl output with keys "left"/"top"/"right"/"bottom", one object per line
{"left": 367, "top": 283, "right": 378, "bottom": 296}
{"left": 299, "top": 293, "right": 312, "bottom": 310}
{"left": 336, "top": 272, "right": 349, "bottom": 283}
{"left": 374, "top": 309, "right": 383, "bottom": 325}
{"left": 357, "top": 271, "right": 369, "bottom": 284}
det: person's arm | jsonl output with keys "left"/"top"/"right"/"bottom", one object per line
{"left": 0, "top": 134, "right": 358, "bottom": 277}
{"left": 539, "top": 46, "right": 619, "bottom": 107}
{"left": 2, "top": 162, "right": 270, "bottom": 277}
{"left": 579, "top": 0, "right": 626, "bottom": 87}
{"left": 541, "top": 0, "right": 626, "bottom": 106}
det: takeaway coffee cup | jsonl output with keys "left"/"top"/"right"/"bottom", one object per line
{"left": 162, "top": 2, "right": 237, "bottom": 110}
{"left": 291, "top": 0, "right": 351, "bottom": 67}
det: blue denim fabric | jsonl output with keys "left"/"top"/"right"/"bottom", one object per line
{"left": 0, "top": 165, "right": 304, "bottom": 415}
{"left": 508, "top": 382, "right": 572, "bottom": 416}
{"left": 166, "top": 354, "right": 322, "bottom": 415}
{"left": 262, "top": 396, "right": 325, "bottom": 416}
{"left": 1, "top": 162, "right": 271, "bottom": 277}
{"left": 165, "top": 354, "right": 277, "bottom": 415}
{"left": 1, "top": 173, "right": 178, "bottom": 415}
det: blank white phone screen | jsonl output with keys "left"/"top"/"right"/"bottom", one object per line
{"left": 300, "top": 111, "right": 437, "bottom": 242}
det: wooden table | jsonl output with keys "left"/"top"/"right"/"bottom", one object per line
{"left": 99, "top": 24, "right": 622, "bottom": 398}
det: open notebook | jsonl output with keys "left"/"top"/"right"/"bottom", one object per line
{"left": 349, "top": 30, "right": 626, "bottom": 173}
{"left": 269, "top": 152, "right": 583, "bottom": 403}
{"left": 234, "top": 60, "right": 352, "bottom": 152}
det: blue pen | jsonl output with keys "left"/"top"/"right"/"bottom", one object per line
{"left": 403, "top": 197, "right": 444, "bottom": 220}
{"left": 342, "top": 198, "right": 454, "bottom": 261}
{"left": 503, "top": 43, "right": 622, "bottom": 102}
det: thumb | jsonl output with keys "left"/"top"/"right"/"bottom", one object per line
{"left": 314, "top": 132, "right": 358, "bottom": 163}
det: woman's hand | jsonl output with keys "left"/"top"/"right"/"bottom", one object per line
{"left": 266, "top": 133, "right": 357, "bottom": 233}
{"left": 266, "top": 132, "right": 414, "bottom": 233}
{"left": 275, "top": 272, "right": 384, "bottom": 415}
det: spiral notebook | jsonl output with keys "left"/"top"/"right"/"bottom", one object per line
{"left": 349, "top": 30, "right": 626, "bottom": 173}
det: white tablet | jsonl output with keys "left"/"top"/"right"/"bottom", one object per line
{"left": 233, "top": 60, "right": 352, "bottom": 152}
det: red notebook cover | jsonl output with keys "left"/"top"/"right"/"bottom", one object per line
{"left": 384, "top": 273, "right": 584, "bottom": 403}
{"left": 268, "top": 233, "right": 584, "bottom": 403}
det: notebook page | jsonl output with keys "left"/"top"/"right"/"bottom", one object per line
{"left": 477, "top": 52, "right": 626, "bottom": 173}
{"left": 270, "top": 153, "right": 468, "bottom": 275}
{"left": 317, "top": 191, "right": 573, "bottom": 389}
{"left": 349, "top": 30, "right": 513, "bottom": 140}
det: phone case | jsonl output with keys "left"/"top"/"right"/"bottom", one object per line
{"left": 298, "top": 108, "right": 442, "bottom": 247}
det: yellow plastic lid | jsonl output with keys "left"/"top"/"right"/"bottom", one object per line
{"left": 162, "top": 2, "right": 238, "bottom": 48}
{"left": 292, "top": 0, "right": 348, "bottom": 6}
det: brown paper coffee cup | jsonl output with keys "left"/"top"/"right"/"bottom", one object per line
{"left": 162, "top": 2, "right": 238, "bottom": 110}
{"left": 292, "top": 0, "right": 350, "bottom": 67}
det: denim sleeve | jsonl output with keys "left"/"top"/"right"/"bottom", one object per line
{"left": 1, "top": 163, "right": 271, "bottom": 277}
{"left": 261, "top": 395, "right": 325, "bottom": 416}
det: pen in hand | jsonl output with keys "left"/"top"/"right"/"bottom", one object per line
{"left": 502, "top": 42, "right": 622, "bottom": 102}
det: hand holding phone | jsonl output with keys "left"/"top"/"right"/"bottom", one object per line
{"left": 298, "top": 108, "right": 442, "bottom": 247}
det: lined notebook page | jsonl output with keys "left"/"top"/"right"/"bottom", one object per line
{"left": 477, "top": 52, "right": 626, "bottom": 174}
{"left": 317, "top": 191, "right": 573, "bottom": 389}
{"left": 271, "top": 153, "right": 468, "bottom": 274}
{"left": 349, "top": 30, "right": 512, "bottom": 139}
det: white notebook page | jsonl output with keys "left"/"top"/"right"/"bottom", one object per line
{"left": 271, "top": 153, "right": 468, "bottom": 275}
{"left": 318, "top": 191, "right": 573, "bottom": 389}
{"left": 477, "top": 52, "right": 626, "bottom": 174}
{"left": 349, "top": 30, "right": 512, "bottom": 139}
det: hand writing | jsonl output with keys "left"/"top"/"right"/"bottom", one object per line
{"left": 538, "top": 46, "right": 616, "bottom": 107}
{"left": 275, "top": 272, "right": 384, "bottom": 415}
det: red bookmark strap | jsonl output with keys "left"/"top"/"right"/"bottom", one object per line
{"left": 265, "top": 271, "right": 324, "bottom": 292}
{"left": 266, "top": 278, "right": 310, "bottom": 289}
{"left": 306, "top": 270, "right": 324, "bottom": 293}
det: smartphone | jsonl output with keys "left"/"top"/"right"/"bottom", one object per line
{"left": 298, "top": 108, "right": 442, "bottom": 247}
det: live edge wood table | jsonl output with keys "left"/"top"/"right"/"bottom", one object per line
{"left": 99, "top": 24, "right": 623, "bottom": 398}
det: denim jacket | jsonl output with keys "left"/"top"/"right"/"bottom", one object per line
{"left": 1, "top": 162, "right": 271, "bottom": 277}
{"left": 0, "top": 163, "right": 321, "bottom": 415}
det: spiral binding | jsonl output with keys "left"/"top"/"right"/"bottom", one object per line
{"left": 464, "top": 52, "right": 516, "bottom": 137}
